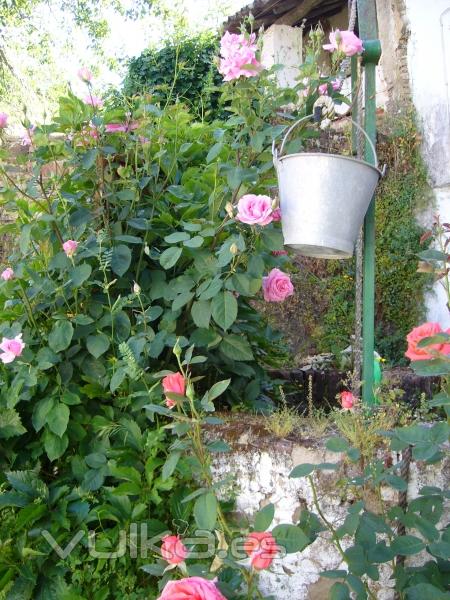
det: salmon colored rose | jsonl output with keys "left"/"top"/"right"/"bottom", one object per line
{"left": 340, "top": 391, "right": 357, "bottom": 410}
{"left": 405, "top": 322, "right": 450, "bottom": 361}
{"left": 162, "top": 372, "right": 186, "bottom": 408}
{"left": 161, "top": 535, "right": 189, "bottom": 564}
{"left": 262, "top": 268, "right": 294, "bottom": 302}
{"left": 157, "top": 576, "right": 227, "bottom": 600}
{"left": 244, "top": 531, "right": 278, "bottom": 570}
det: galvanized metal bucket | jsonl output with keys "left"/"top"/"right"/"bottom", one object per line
{"left": 273, "top": 116, "right": 382, "bottom": 259}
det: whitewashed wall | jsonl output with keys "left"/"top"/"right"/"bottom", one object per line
{"left": 405, "top": 0, "right": 450, "bottom": 327}
{"left": 211, "top": 419, "right": 450, "bottom": 600}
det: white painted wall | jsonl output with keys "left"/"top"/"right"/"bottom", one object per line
{"left": 261, "top": 24, "right": 303, "bottom": 88}
{"left": 405, "top": 0, "right": 450, "bottom": 326}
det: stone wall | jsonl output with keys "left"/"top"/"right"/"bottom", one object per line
{"left": 211, "top": 417, "right": 450, "bottom": 600}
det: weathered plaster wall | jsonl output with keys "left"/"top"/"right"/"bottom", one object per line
{"left": 211, "top": 418, "right": 450, "bottom": 600}
{"left": 261, "top": 25, "right": 303, "bottom": 89}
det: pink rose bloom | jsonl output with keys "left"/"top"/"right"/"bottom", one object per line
{"left": 1, "top": 267, "right": 14, "bottom": 281}
{"left": 0, "top": 112, "right": 8, "bottom": 129}
{"left": 318, "top": 83, "right": 328, "bottom": 95}
{"left": 271, "top": 207, "right": 281, "bottom": 222}
{"left": 332, "top": 79, "right": 341, "bottom": 91}
{"left": 77, "top": 67, "right": 93, "bottom": 82}
{"left": 105, "top": 121, "right": 139, "bottom": 133}
{"left": 405, "top": 322, "right": 450, "bottom": 361}
{"left": 236, "top": 194, "right": 274, "bottom": 226}
{"left": 84, "top": 95, "right": 103, "bottom": 108}
{"left": 158, "top": 577, "right": 226, "bottom": 600}
{"left": 244, "top": 531, "right": 278, "bottom": 570}
{"left": 21, "top": 125, "right": 36, "bottom": 147}
{"left": 218, "top": 31, "right": 260, "bottom": 81}
{"left": 63, "top": 240, "right": 78, "bottom": 257}
{"left": 0, "top": 334, "right": 25, "bottom": 364}
{"left": 162, "top": 372, "right": 186, "bottom": 408}
{"left": 340, "top": 391, "right": 357, "bottom": 410}
{"left": 262, "top": 268, "right": 294, "bottom": 302}
{"left": 323, "top": 30, "right": 364, "bottom": 57}
{"left": 161, "top": 535, "right": 189, "bottom": 564}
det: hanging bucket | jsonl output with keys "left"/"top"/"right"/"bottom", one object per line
{"left": 273, "top": 116, "right": 382, "bottom": 259}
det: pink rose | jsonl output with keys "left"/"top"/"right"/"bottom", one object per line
{"left": 236, "top": 194, "right": 274, "bottom": 226}
{"left": 63, "top": 240, "right": 78, "bottom": 257}
{"left": 0, "top": 334, "right": 25, "bottom": 364}
{"left": 84, "top": 95, "right": 103, "bottom": 108}
{"left": 332, "top": 79, "right": 341, "bottom": 91}
{"left": 162, "top": 372, "right": 186, "bottom": 408}
{"left": 77, "top": 67, "right": 93, "bottom": 82}
{"left": 0, "top": 113, "right": 8, "bottom": 129}
{"left": 218, "top": 31, "right": 260, "bottom": 82}
{"left": 271, "top": 207, "right": 281, "bottom": 222}
{"left": 21, "top": 125, "right": 35, "bottom": 147}
{"left": 323, "top": 30, "right": 364, "bottom": 57}
{"left": 1, "top": 268, "right": 14, "bottom": 281}
{"left": 157, "top": 577, "right": 227, "bottom": 600}
{"left": 318, "top": 83, "right": 328, "bottom": 95}
{"left": 105, "top": 122, "right": 139, "bottom": 133}
{"left": 244, "top": 531, "right": 278, "bottom": 570}
{"left": 262, "top": 268, "right": 294, "bottom": 302}
{"left": 405, "top": 322, "right": 450, "bottom": 361}
{"left": 161, "top": 535, "right": 189, "bottom": 564}
{"left": 340, "top": 391, "right": 357, "bottom": 410}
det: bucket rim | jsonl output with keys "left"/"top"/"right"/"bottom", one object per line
{"left": 276, "top": 151, "right": 382, "bottom": 178}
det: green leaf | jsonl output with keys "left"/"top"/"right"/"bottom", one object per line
{"left": 220, "top": 334, "right": 253, "bottom": 361}
{"left": 211, "top": 291, "right": 238, "bottom": 331}
{"left": 0, "top": 409, "right": 26, "bottom": 439}
{"left": 191, "top": 300, "right": 212, "bottom": 329}
{"left": 85, "top": 453, "right": 107, "bottom": 469}
{"left": 48, "top": 320, "right": 74, "bottom": 353}
{"left": 184, "top": 235, "right": 204, "bottom": 248}
{"left": 193, "top": 492, "right": 217, "bottom": 530}
{"left": 271, "top": 524, "right": 310, "bottom": 553}
{"left": 162, "top": 452, "right": 181, "bottom": 481}
{"left": 69, "top": 263, "right": 92, "bottom": 287}
{"left": 164, "top": 232, "right": 190, "bottom": 243}
{"left": 160, "top": 246, "right": 182, "bottom": 270}
{"left": 326, "top": 437, "right": 350, "bottom": 452}
{"left": 391, "top": 535, "right": 425, "bottom": 556}
{"left": 206, "top": 142, "right": 223, "bottom": 163}
{"left": 44, "top": 430, "right": 69, "bottom": 461}
{"left": 81, "top": 148, "right": 98, "bottom": 169}
{"left": 329, "top": 582, "right": 351, "bottom": 600}
{"left": 405, "top": 583, "right": 450, "bottom": 599}
{"left": 289, "top": 463, "right": 315, "bottom": 478}
{"left": 384, "top": 474, "right": 407, "bottom": 491}
{"left": 206, "top": 440, "right": 231, "bottom": 453}
{"left": 172, "top": 291, "right": 194, "bottom": 311}
{"left": 254, "top": 503, "right": 275, "bottom": 532}
{"left": 427, "top": 541, "right": 450, "bottom": 560}
{"left": 46, "top": 403, "right": 70, "bottom": 437}
{"left": 208, "top": 379, "right": 231, "bottom": 401}
{"left": 82, "top": 468, "right": 105, "bottom": 492}
{"left": 111, "top": 244, "right": 132, "bottom": 276}
{"left": 411, "top": 359, "right": 450, "bottom": 377}
{"left": 87, "top": 333, "right": 110, "bottom": 358}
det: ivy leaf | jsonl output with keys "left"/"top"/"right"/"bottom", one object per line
{"left": 48, "top": 321, "right": 74, "bottom": 353}
{"left": 46, "top": 403, "right": 70, "bottom": 437}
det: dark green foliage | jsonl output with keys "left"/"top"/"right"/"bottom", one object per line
{"left": 123, "top": 33, "right": 223, "bottom": 119}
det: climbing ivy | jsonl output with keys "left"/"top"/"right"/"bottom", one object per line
{"left": 123, "top": 33, "right": 223, "bottom": 119}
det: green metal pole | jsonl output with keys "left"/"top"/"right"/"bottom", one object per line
{"left": 357, "top": 0, "right": 381, "bottom": 405}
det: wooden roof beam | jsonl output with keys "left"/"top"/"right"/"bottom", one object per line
{"left": 274, "top": 0, "right": 324, "bottom": 25}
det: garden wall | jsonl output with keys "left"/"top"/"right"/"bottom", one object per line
{"left": 211, "top": 417, "right": 450, "bottom": 600}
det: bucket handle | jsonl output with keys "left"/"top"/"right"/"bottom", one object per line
{"left": 272, "top": 114, "right": 379, "bottom": 169}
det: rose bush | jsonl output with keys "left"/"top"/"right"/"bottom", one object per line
{"left": 0, "top": 25, "right": 356, "bottom": 599}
